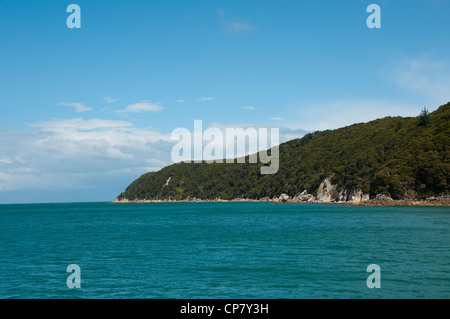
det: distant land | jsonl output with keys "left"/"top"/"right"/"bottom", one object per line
{"left": 115, "top": 103, "right": 450, "bottom": 206}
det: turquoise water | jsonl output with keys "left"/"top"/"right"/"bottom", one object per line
{"left": 0, "top": 202, "right": 448, "bottom": 299}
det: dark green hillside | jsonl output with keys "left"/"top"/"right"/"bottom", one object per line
{"left": 117, "top": 103, "right": 450, "bottom": 201}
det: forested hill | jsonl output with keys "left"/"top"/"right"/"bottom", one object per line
{"left": 116, "top": 103, "right": 449, "bottom": 202}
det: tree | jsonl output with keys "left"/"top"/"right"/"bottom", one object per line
{"left": 418, "top": 106, "right": 430, "bottom": 126}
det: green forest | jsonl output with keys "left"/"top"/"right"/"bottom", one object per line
{"left": 117, "top": 102, "right": 449, "bottom": 201}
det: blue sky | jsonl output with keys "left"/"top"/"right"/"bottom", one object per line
{"left": 0, "top": 0, "right": 449, "bottom": 203}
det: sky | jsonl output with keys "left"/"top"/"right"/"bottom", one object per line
{"left": 0, "top": 0, "right": 449, "bottom": 204}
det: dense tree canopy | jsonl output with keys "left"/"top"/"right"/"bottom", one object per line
{"left": 117, "top": 103, "right": 450, "bottom": 201}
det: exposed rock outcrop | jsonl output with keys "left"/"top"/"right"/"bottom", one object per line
{"left": 273, "top": 177, "right": 371, "bottom": 204}
{"left": 278, "top": 193, "right": 290, "bottom": 202}
{"left": 293, "top": 190, "right": 315, "bottom": 202}
{"left": 375, "top": 194, "right": 394, "bottom": 201}
{"left": 339, "top": 188, "right": 370, "bottom": 203}
{"left": 316, "top": 178, "right": 339, "bottom": 202}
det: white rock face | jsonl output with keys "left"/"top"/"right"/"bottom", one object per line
{"left": 296, "top": 193, "right": 314, "bottom": 202}
{"left": 316, "top": 178, "right": 339, "bottom": 202}
{"left": 351, "top": 190, "right": 370, "bottom": 203}
{"left": 316, "top": 177, "right": 369, "bottom": 203}
{"left": 339, "top": 188, "right": 369, "bottom": 203}
{"left": 274, "top": 177, "right": 370, "bottom": 204}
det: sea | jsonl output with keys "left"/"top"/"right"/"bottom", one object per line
{"left": 0, "top": 202, "right": 448, "bottom": 299}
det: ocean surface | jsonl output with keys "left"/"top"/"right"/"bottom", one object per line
{"left": 0, "top": 202, "right": 448, "bottom": 299}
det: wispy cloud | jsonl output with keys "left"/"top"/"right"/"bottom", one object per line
{"left": 29, "top": 118, "right": 133, "bottom": 131}
{"left": 58, "top": 102, "right": 92, "bottom": 113}
{"left": 117, "top": 100, "right": 163, "bottom": 113}
{"left": 392, "top": 56, "right": 450, "bottom": 106}
{"left": 209, "top": 122, "right": 307, "bottom": 143}
{"left": 103, "top": 96, "right": 120, "bottom": 103}
{"left": 218, "top": 10, "right": 254, "bottom": 34}
{"left": 286, "top": 55, "right": 450, "bottom": 131}
{"left": 223, "top": 21, "right": 254, "bottom": 33}
{"left": 198, "top": 97, "right": 216, "bottom": 102}
{"left": 242, "top": 106, "right": 255, "bottom": 110}
{"left": 270, "top": 117, "right": 284, "bottom": 121}
{"left": 175, "top": 99, "right": 186, "bottom": 103}
{"left": 291, "top": 99, "right": 418, "bottom": 131}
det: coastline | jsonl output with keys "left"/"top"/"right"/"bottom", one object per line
{"left": 112, "top": 196, "right": 450, "bottom": 206}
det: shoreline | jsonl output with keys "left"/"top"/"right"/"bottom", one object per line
{"left": 112, "top": 197, "right": 450, "bottom": 206}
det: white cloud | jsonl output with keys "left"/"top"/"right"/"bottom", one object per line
{"left": 0, "top": 119, "right": 174, "bottom": 194}
{"left": 291, "top": 99, "right": 418, "bottom": 131}
{"left": 198, "top": 97, "right": 216, "bottom": 102}
{"left": 0, "top": 157, "right": 14, "bottom": 165}
{"left": 270, "top": 117, "right": 284, "bottom": 121}
{"left": 0, "top": 117, "right": 309, "bottom": 196}
{"left": 104, "top": 96, "right": 120, "bottom": 103}
{"left": 286, "top": 55, "right": 450, "bottom": 132}
{"left": 29, "top": 118, "right": 133, "bottom": 131}
{"left": 117, "top": 100, "right": 163, "bottom": 113}
{"left": 392, "top": 56, "right": 450, "bottom": 107}
{"left": 58, "top": 102, "right": 92, "bottom": 113}
{"left": 176, "top": 99, "right": 186, "bottom": 103}
{"left": 280, "top": 55, "right": 450, "bottom": 132}
{"left": 242, "top": 106, "right": 255, "bottom": 110}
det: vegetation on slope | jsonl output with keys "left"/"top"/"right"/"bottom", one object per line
{"left": 117, "top": 103, "right": 449, "bottom": 201}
